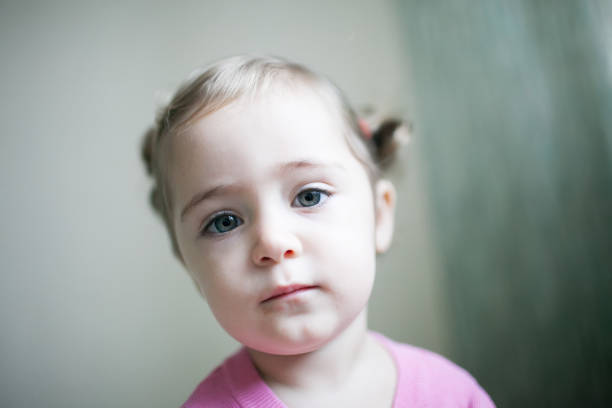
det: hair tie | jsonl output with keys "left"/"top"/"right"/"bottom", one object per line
{"left": 358, "top": 118, "right": 372, "bottom": 140}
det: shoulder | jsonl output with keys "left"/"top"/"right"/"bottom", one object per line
{"left": 393, "top": 341, "right": 477, "bottom": 385}
{"left": 373, "top": 333, "right": 495, "bottom": 407}
{"left": 181, "top": 350, "right": 245, "bottom": 408}
{"left": 181, "top": 348, "right": 285, "bottom": 408}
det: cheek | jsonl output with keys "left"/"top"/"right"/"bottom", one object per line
{"left": 314, "top": 197, "right": 377, "bottom": 276}
{"left": 324, "top": 188, "right": 378, "bottom": 288}
{"left": 195, "top": 259, "right": 238, "bottom": 294}
{"left": 332, "top": 189, "right": 377, "bottom": 242}
{"left": 181, "top": 240, "right": 249, "bottom": 298}
{"left": 197, "top": 268, "right": 251, "bottom": 326}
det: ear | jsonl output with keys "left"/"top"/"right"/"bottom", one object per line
{"left": 374, "top": 179, "right": 396, "bottom": 253}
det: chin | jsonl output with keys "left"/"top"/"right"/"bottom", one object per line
{"left": 254, "top": 341, "right": 323, "bottom": 356}
{"left": 240, "top": 322, "right": 340, "bottom": 356}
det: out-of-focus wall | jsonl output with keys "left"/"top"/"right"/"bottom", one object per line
{"left": 0, "top": 1, "right": 446, "bottom": 407}
{"left": 397, "top": 0, "right": 612, "bottom": 406}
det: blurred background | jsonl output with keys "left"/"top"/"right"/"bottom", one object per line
{"left": 1, "top": 0, "right": 610, "bottom": 406}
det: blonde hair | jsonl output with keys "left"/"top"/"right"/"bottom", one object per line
{"left": 141, "top": 55, "right": 407, "bottom": 258}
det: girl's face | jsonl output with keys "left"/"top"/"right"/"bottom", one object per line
{"left": 167, "top": 86, "right": 395, "bottom": 355}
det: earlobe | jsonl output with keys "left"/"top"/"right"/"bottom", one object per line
{"left": 374, "top": 179, "right": 396, "bottom": 253}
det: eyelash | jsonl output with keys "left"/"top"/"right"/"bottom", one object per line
{"left": 200, "top": 188, "right": 333, "bottom": 236}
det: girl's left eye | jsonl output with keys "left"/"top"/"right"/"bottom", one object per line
{"left": 293, "top": 189, "right": 331, "bottom": 208}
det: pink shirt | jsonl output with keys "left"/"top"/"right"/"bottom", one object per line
{"left": 183, "top": 333, "right": 495, "bottom": 407}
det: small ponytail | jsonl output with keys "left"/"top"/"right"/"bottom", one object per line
{"left": 141, "top": 125, "right": 165, "bottom": 215}
{"left": 141, "top": 123, "right": 181, "bottom": 258}
{"left": 141, "top": 125, "right": 157, "bottom": 177}
{"left": 359, "top": 111, "right": 412, "bottom": 170}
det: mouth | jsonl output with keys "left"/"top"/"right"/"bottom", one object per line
{"left": 261, "top": 284, "right": 319, "bottom": 303}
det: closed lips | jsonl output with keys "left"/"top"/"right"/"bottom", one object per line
{"left": 261, "top": 285, "right": 318, "bottom": 303}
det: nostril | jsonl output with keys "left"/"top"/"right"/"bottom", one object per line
{"left": 254, "top": 246, "right": 299, "bottom": 265}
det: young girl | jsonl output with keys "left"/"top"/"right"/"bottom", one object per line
{"left": 141, "top": 56, "right": 494, "bottom": 407}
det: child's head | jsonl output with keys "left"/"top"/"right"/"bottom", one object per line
{"left": 142, "top": 56, "right": 407, "bottom": 354}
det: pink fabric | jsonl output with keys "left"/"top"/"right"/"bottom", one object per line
{"left": 182, "top": 333, "right": 495, "bottom": 407}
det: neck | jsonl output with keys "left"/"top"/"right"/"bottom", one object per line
{"left": 247, "top": 310, "right": 369, "bottom": 390}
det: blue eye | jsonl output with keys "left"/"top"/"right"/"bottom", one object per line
{"left": 203, "top": 213, "right": 243, "bottom": 234}
{"left": 294, "top": 189, "right": 330, "bottom": 207}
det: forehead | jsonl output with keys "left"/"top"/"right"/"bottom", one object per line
{"left": 164, "top": 85, "right": 363, "bottom": 204}
{"left": 167, "top": 85, "right": 356, "bottom": 172}
{"left": 197, "top": 85, "right": 346, "bottom": 145}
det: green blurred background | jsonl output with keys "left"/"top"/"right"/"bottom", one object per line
{"left": 396, "top": 1, "right": 612, "bottom": 405}
{"left": 1, "top": 0, "right": 610, "bottom": 406}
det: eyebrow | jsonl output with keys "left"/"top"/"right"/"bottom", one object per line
{"left": 180, "top": 160, "right": 346, "bottom": 221}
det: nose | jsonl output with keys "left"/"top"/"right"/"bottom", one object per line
{"left": 250, "top": 220, "right": 302, "bottom": 266}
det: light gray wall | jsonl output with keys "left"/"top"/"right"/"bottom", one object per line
{"left": 0, "top": 1, "right": 446, "bottom": 407}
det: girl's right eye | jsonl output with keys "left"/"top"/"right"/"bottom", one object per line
{"left": 202, "top": 213, "right": 243, "bottom": 235}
